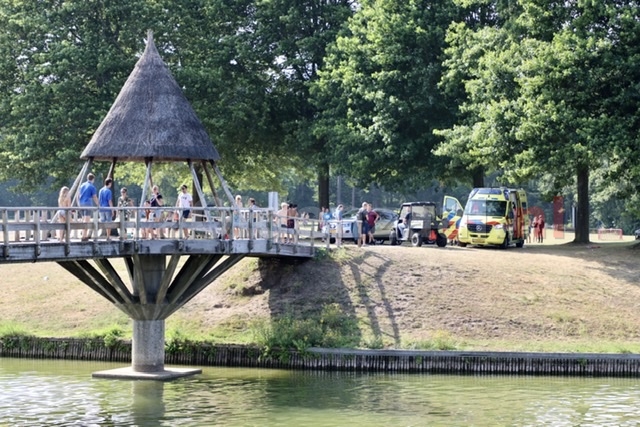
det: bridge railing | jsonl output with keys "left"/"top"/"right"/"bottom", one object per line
{"left": 0, "top": 206, "right": 342, "bottom": 249}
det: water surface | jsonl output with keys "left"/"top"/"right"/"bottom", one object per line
{"left": 1, "top": 358, "right": 639, "bottom": 426}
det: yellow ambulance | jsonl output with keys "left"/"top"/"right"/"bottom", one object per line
{"left": 457, "top": 187, "right": 529, "bottom": 248}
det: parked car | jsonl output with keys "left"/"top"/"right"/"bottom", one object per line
{"left": 327, "top": 208, "right": 398, "bottom": 244}
{"left": 635, "top": 228, "right": 640, "bottom": 240}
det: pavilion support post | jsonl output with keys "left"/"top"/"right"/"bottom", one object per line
{"left": 201, "top": 160, "right": 222, "bottom": 207}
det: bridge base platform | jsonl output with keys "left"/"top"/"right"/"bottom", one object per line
{"left": 92, "top": 366, "right": 202, "bottom": 381}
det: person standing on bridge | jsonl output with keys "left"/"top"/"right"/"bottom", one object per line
{"left": 99, "top": 178, "right": 114, "bottom": 241}
{"left": 78, "top": 173, "right": 99, "bottom": 241}
{"left": 176, "top": 184, "right": 192, "bottom": 239}
{"left": 275, "top": 202, "right": 288, "bottom": 243}
{"left": 233, "top": 194, "right": 243, "bottom": 239}
{"left": 149, "top": 185, "right": 165, "bottom": 239}
{"left": 57, "top": 186, "right": 71, "bottom": 241}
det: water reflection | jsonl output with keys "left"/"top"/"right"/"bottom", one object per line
{"left": 131, "top": 381, "right": 166, "bottom": 426}
{"left": 1, "top": 358, "right": 640, "bottom": 426}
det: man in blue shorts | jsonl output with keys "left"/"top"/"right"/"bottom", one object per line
{"left": 98, "top": 178, "right": 114, "bottom": 240}
{"left": 78, "top": 173, "right": 99, "bottom": 241}
{"left": 176, "top": 184, "right": 192, "bottom": 239}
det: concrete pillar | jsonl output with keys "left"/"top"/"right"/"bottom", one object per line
{"left": 130, "top": 256, "right": 167, "bottom": 372}
{"left": 132, "top": 319, "right": 165, "bottom": 372}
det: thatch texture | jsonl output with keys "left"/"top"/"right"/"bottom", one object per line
{"left": 81, "top": 32, "right": 220, "bottom": 162}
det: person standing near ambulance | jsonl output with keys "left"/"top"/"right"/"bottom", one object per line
{"left": 536, "top": 214, "right": 545, "bottom": 243}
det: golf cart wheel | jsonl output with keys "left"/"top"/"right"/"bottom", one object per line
{"left": 436, "top": 233, "right": 447, "bottom": 247}
{"left": 458, "top": 241, "right": 468, "bottom": 247}
{"left": 389, "top": 230, "right": 398, "bottom": 245}
{"left": 515, "top": 240, "right": 524, "bottom": 248}
{"left": 411, "top": 232, "right": 423, "bottom": 247}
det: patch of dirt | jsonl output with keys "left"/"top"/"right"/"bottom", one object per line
{"left": 2, "top": 239, "right": 640, "bottom": 351}
{"left": 180, "top": 240, "right": 640, "bottom": 349}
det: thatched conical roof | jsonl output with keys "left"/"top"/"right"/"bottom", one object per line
{"left": 81, "top": 31, "right": 220, "bottom": 162}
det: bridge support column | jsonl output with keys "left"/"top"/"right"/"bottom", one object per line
{"left": 92, "top": 254, "right": 203, "bottom": 381}
{"left": 132, "top": 319, "right": 165, "bottom": 372}
{"left": 61, "top": 252, "right": 249, "bottom": 380}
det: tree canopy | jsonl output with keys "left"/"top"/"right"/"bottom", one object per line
{"left": 0, "top": 0, "right": 638, "bottom": 238}
{"left": 314, "top": 0, "right": 465, "bottom": 192}
{"left": 435, "top": 0, "right": 640, "bottom": 242}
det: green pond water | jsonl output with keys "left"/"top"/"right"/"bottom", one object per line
{"left": 1, "top": 358, "right": 639, "bottom": 426}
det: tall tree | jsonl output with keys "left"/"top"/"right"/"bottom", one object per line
{"left": 436, "top": 0, "right": 640, "bottom": 243}
{"left": 0, "top": 0, "right": 308, "bottom": 195}
{"left": 314, "top": 0, "right": 465, "bottom": 193}
{"left": 251, "top": 0, "right": 355, "bottom": 208}
{"left": 155, "top": 0, "right": 297, "bottom": 193}
{"left": 0, "top": 0, "right": 155, "bottom": 190}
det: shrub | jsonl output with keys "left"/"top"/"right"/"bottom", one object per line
{"left": 252, "top": 304, "right": 360, "bottom": 354}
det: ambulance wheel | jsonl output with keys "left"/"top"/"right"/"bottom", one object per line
{"left": 458, "top": 242, "right": 468, "bottom": 247}
{"left": 411, "top": 233, "right": 423, "bottom": 247}
{"left": 500, "top": 233, "right": 509, "bottom": 249}
{"left": 436, "top": 233, "right": 447, "bottom": 247}
{"left": 516, "top": 240, "right": 524, "bottom": 248}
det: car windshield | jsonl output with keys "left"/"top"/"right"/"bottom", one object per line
{"left": 465, "top": 200, "right": 507, "bottom": 217}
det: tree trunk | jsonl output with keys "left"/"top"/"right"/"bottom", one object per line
{"left": 472, "top": 166, "right": 484, "bottom": 188}
{"left": 318, "top": 161, "right": 330, "bottom": 210}
{"left": 574, "top": 162, "right": 590, "bottom": 243}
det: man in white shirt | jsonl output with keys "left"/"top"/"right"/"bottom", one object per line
{"left": 176, "top": 184, "right": 193, "bottom": 239}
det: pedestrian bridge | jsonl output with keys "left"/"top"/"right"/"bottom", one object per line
{"left": 0, "top": 205, "right": 335, "bottom": 263}
{"left": 0, "top": 204, "right": 344, "bottom": 379}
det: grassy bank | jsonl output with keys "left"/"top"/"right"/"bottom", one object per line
{"left": 1, "top": 234, "right": 639, "bottom": 353}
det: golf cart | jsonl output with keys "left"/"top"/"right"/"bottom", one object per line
{"left": 389, "top": 202, "right": 448, "bottom": 247}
